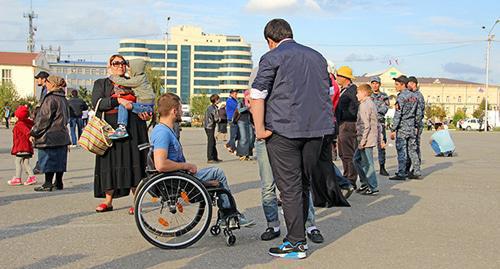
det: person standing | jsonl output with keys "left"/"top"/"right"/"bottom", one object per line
{"left": 251, "top": 19, "right": 335, "bottom": 259}
{"left": 35, "top": 71, "right": 50, "bottom": 102}
{"left": 225, "top": 89, "right": 239, "bottom": 153}
{"left": 370, "top": 76, "right": 390, "bottom": 176}
{"left": 389, "top": 75, "right": 421, "bottom": 180}
{"left": 335, "top": 66, "right": 359, "bottom": 188}
{"left": 3, "top": 105, "right": 11, "bottom": 129}
{"left": 236, "top": 90, "right": 254, "bottom": 161}
{"left": 68, "top": 89, "right": 89, "bottom": 147}
{"left": 407, "top": 76, "right": 425, "bottom": 176}
{"left": 217, "top": 103, "right": 228, "bottom": 141}
{"left": 353, "top": 84, "right": 379, "bottom": 195}
{"left": 30, "top": 76, "right": 71, "bottom": 191}
{"left": 204, "top": 94, "right": 222, "bottom": 163}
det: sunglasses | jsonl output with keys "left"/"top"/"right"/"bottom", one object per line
{"left": 111, "top": 61, "right": 128, "bottom": 67}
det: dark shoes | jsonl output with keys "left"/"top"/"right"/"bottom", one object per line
{"left": 261, "top": 227, "right": 281, "bottom": 241}
{"left": 379, "top": 165, "right": 389, "bottom": 176}
{"left": 207, "top": 159, "right": 223, "bottom": 164}
{"left": 356, "top": 185, "right": 369, "bottom": 193}
{"left": 307, "top": 229, "right": 324, "bottom": 243}
{"left": 269, "top": 240, "right": 307, "bottom": 259}
{"left": 362, "top": 189, "right": 380, "bottom": 196}
{"left": 389, "top": 175, "right": 407, "bottom": 181}
{"left": 34, "top": 185, "right": 53, "bottom": 192}
{"left": 408, "top": 174, "right": 422, "bottom": 180}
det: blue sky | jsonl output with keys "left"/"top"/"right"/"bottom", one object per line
{"left": 1, "top": 0, "right": 499, "bottom": 83}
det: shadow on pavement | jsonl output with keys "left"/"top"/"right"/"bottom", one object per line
{"left": 15, "top": 254, "right": 87, "bottom": 269}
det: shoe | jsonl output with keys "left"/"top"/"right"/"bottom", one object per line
{"left": 215, "top": 159, "right": 223, "bottom": 162}
{"left": 24, "top": 176, "right": 37, "bottom": 186}
{"left": 261, "top": 227, "right": 281, "bottom": 241}
{"left": 409, "top": 174, "right": 421, "bottom": 180}
{"left": 389, "top": 175, "right": 407, "bottom": 181}
{"left": 33, "top": 167, "right": 42, "bottom": 175}
{"left": 435, "top": 153, "right": 445, "bottom": 157}
{"left": 341, "top": 186, "right": 355, "bottom": 199}
{"left": 207, "top": 160, "right": 217, "bottom": 163}
{"left": 362, "top": 189, "right": 379, "bottom": 196}
{"left": 379, "top": 165, "right": 389, "bottom": 176}
{"left": 128, "top": 207, "right": 134, "bottom": 215}
{"left": 356, "top": 185, "right": 369, "bottom": 193}
{"left": 34, "top": 185, "right": 53, "bottom": 192}
{"left": 7, "top": 177, "right": 22, "bottom": 186}
{"left": 269, "top": 240, "right": 307, "bottom": 259}
{"left": 96, "top": 203, "right": 113, "bottom": 213}
{"left": 307, "top": 229, "right": 324, "bottom": 243}
{"left": 109, "top": 126, "right": 129, "bottom": 140}
{"left": 238, "top": 214, "right": 255, "bottom": 227}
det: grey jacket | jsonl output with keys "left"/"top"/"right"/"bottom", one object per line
{"left": 356, "top": 98, "right": 378, "bottom": 148}
{"left": 371, "top": 91, "right": 389, "bottom": 123}
{"left": 413, "top": 89, "right": 425, "bottom": 129}
{"left": 204, "top": 104, "right": 220, "bottom": 129}
{"left": 110, "top": 58, "right": 155, "bottom": 103}
{"left": 391, "top": 89, "right": 418, "bottom": 137}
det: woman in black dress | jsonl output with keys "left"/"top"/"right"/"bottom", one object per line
{"left": 93, "top": 54, "right": 150, "bottom": 213}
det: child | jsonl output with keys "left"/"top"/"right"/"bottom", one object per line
{"left": 8, "top": 105, "right": 37, "bottom": 186}
{"left": 109, "top": 58, "right": 156, "bottom": 139}
{"left": 353, "top": 84, "right": 379, "bottom": 195}
{"left": 151, "top": 93, "right": 254, "bottom": 227}
{"left": 430, "top": 122, "right": 455, "bottom": 157}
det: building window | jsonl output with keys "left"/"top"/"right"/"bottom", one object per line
{"left": 167, "top": 70, "right": 177, "bottom": 77}
{"left": 224, "top": 46, "right": 251, "bottom": 52}
{"left": 121, "top": 51, "right": 148, "bottom": 57}
{"left": 458, "top": 96, "right": 462, "bottom": 103}
{"left": 120, "top": 43, "right": 146, "bottom": 48}
{"left": 194, "top": 80, "right": 219, "bottom": 86}
{"left": 194, "top": 63, "right": 220, "bottom": 69}
{"left": 477, "top": 96, "right": 481, "bottom": 103}
{"left": 220, "top": 63, "right": 252, "bottom": 68}
{"left": 180, "top": 45, "right": 191, "bottom": 103}
{"left": 436, "top": 96, "right": 440, "bottom": 102}
{"left": 223, "top": 55, "right": 252, "bottom": 60}
{"left": 194, "top": 71, "right": 221, "bottom": 77}
{"left": 219, "top": 80, "right": 249, "bottom": 85}
{"left": 194, "top": 54, "right": 223, "bottom": 61}
{"left": 446, "top": 96, "right": 450, "bottom": 103}
{"left": 221, "top": 71, "right": 251, "bottom": 77}
{"left": 1, "top": 69, "right": 12, "bottom": 84}
{"left": 167, "top": 79, "right": 177, "bottom": 85}
{"left": 194, "top": 46, "right": 223, "bottom": 52}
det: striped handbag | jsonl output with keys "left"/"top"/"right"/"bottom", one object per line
{"left": 78, "top": 99, "right": 115, "bottom": 155}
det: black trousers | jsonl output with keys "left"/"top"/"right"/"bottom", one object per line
{"left": 266, "top": 134, "right": 323, "bottom": 244}
{"left": 205, "top": 128, "right": 218, "bottom": 161}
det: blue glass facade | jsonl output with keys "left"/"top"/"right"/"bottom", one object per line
{"left": 180, "top": 45, "right": 191, "bottom": 103}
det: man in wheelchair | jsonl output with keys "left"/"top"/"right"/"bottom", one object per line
{"left": 151, "top": 93, "right": 254, "bottom": 228}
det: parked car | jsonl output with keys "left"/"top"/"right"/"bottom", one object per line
{"left": 461, "top": 118, "right": 481, "bottom": 131}
{"left": 181, "top": 111, "right": 192, "bottom": 127}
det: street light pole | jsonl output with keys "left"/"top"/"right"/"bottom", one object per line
{"left": 164, "top": 17, "right": 171, "bottom": 93}
{"left": 483, "top": 19, "right": 499, "bottom": 131}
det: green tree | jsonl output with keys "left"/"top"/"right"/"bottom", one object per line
{"left": 78, "top": 86, "right": 93, "bottom": 106}
{"left": 0, "top": 83, "right": 19, "bottom": 117}
{"left": 425, "top": 104, "right": 447, "bottom": 121}
{"left": 190, "top": 94, "right": 211, "bottom": 125}
{"left": 472, "top": 98, "right": 492, "bottom": 119}
{"left": 145, "top": 65, "right": 163, "bottom": 101}
{"left": 452, "top": 108, "right": 466, "bottom": 128}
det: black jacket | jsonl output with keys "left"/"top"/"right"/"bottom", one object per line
{"left": 30, "top": 89, "right": 71, "bottom": 148}
{"left": 68, "top": 96, "right": 88, "bottom": 118}
{"left": 204, "top": 104, "right": 220, "bottom": 129}
{"left": 336, "top": 83, "right": 359, "bottom": 124}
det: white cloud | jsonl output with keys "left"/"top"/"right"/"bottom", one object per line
{"left": 245, "top": 0, "right": 323, "bottom": 13}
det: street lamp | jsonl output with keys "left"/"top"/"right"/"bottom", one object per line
{"left": 164, "top": 16, "right": 171, "bottom": 93}
{"left": 483, "top": 19, "right": 499, "bottom": 131}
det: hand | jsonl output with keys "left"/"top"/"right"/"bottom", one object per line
{"left": 29, "top": 136, "right": 35, "bottom": 144}
{"left": 256, "top": 129, "right": 273, "bottom": 140}
{"left": 358, "top": 144, "right": 364, "bottom": 150}
{"left": 184, "top": 163, "right": 197, "bottom": 174}
{"left": 138, "top": 112, "right": 152, "bottom": 121}
{"left": 117, "top": 98, "right": 133, "bottom": 110}
{"left": 390, "top": 132, "right": 396, "bottom": 140}
{"left": 380, "top": 141, "right": 386, "bottom": 149}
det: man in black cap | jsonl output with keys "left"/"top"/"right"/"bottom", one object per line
{"left": 225, "top": 89, "right": 239, "bottom": 153}
{"left": 407, "top": 76, "right": 425, "bottom": 178}
{"left": 35, "top": 71, "right": 50, "bottom": 102}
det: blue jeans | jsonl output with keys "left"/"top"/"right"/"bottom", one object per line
{"left": 69, "top": 117, "right": 83, "bottom": 145}
{"left": 431, "top": 140, "right": 453, "bottom": 155}
{"left": 195, "top": 167, "right": 231, "bottom": 209}
{"left": 334, "top": 163, "right": 354, "bottom": 189}
{"left": 226, "top": 121, "right": 238, "bottom": 151}
{"left": 255, "top": 140, "right": 316, "bottom": 228}
{"left": 117, "top": 102, "right": 154, "bottom": 127}
{"left": 353, "top": 147, "right": 378, "bottom": 191}
{"left": 236, "top": 120, "right": 254, "bottom": 157}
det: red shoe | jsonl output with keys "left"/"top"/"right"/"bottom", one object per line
{"left": 24, "top": 176, "right": 37, "bottom": 186}
{"left": 7, "top": 177, "right": 22, "bottom": 186}
{"left": 96, "top": 203, "right": 113, "bottom": 213}
{"left": 128, "top": 207, "right": 134, "bottom": 215}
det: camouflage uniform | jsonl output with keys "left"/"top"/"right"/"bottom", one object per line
{"left": 406, "top": 89, "right": 425, "bottom": 173}
{"left": 391, "top": 89, "right": 420, "bottom": 177}
{"left": 371, "top": 91, "right": 389, "bottom": 165}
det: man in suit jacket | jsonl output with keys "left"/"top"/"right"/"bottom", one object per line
{"left": 251, "top": 18, "right": 335, "bottom": 259}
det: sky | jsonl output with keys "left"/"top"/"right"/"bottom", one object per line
{"left": 1, "top": 0, "right": 499, "bottom": 84}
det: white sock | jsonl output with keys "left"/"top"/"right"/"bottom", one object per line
{"left": 271, "top": 226, "right": 280, "bottom": 232}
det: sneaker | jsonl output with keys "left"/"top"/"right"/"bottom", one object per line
{"left": 362, "top": 189, "right": 379, "bottom": 196}
{"left": 356, "top": 185, "right": 368, "bottom": 193}
{"left": 261, "top": 227, "right": 281, "bottom": 241}
{"left": 7, "top": 177, "right": 22, "bottom": 186}
{"left": 389, "top": 175, "right": 407, "bottom": 181}
{"left": 408, "top": 174, "right": 421, "bottom": 180}
{"left": 238, "top": 214, "right": 255, "bottom": 227}
{"left": 109, "top": 126, "right": 129, "bottom": 140}
{"left": 24, "top": 176, "right": 37, "bottom": 186}
{"left": 307, "top": 229, "right": 324, "bottom": 243}
{"left": 34, "top": 185, "right": 53, "bottom": 192}
{"left": 269, "top": 240, "right": 307, "bottom": 259}
{"left": 379, "top": 165, "right": 389, "bottom": 176}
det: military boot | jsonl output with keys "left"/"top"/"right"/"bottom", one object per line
{"left": 379, "top": 164, "right": 389, "bottom": 176}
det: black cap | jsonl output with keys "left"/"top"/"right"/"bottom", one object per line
{"left": 34, "top": 71, "right": 50, "bottom": 79}
{"left": 393, "top": 75, "right": 409, "bottom": 84}
{"left": 229, "top": 89, "right": 239, "bottom": 93}
{"left": 408, "top": 76, "right": 418, "bottom": 84}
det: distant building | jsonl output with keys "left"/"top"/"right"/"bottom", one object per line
{"left": 355, "top": 67, "right": 500, "bottom": 117}
{"left": 0, "top": 51, "right": 50, "bottom": 98}
{"left": 119, "top": 25, "right": 252, "bottom": 103}
{"left": 49, "top": 60, "right": 107, "bottom": 91}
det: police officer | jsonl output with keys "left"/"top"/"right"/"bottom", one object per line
{"left": 407, "top": 76, "right": 425, "bottom": 177}
{"left": 389, "top": 75, "right": 421, "bottom": 180}
{"left": 370, "top": 76, "right": 390, "bottom": 176}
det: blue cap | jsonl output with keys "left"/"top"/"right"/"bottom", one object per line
{"left": 370, "top": 76, "right": 381, "bottom": 83}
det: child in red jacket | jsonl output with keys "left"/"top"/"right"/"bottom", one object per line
{"left": 8, "top": 105, "right": 37, "bottom": 186}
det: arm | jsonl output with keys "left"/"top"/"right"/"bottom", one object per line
{"left": 359, "top": 105, "right": 370, "bottom": 148}
{"left": 109, "top": 74, "right": 144, "bottom": 88}
{"left": 154, "top": 149, "right": 196, "bottom": 173}
{"left": 379, "top": 96, "right": 389, "bottom": 116}
{"left": 391, "top": 98, "right": 402, "bottom": 132}
{"left": 250, "top": 54, "right": 276, "bottom": 139}
{"left": 347, "top": 89, "right": 359, "bottom": 119}
{"left": 213, "top": 106, "right": 220, "bottom": 123}
{"left": 91, "top": 79, "right": 119, "bottom": 112}
{"left": 30, "top": 99, "right": 55, "bottom": 138}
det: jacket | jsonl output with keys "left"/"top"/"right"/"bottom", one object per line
{"left": 204, "top": 104, "right": 220, "bottom": 129}
{"left": 11, "top": 106, "right": 34, "bottom": 155}
{"left": 30, "top": 89, "right": 71, "bottom": 148}
{"left": 225, "top": 97, "right": 238, "bottom": 121}
{"left": 413, "top": 89, "right": 425, "bottom": 129}
{"left": 251, "top": 39, "right": 335, "bottom": 138}
{"left": 110, "top": 59, "right": 155, "bottom": 103}
{"left": 371, "top": 91, "right": 389, "bottom": 123}
{"left": 391, "top": 89, "right": 418, "bottom": 137}
{"left": 68, "top": 96, "right": 88, "bottom": 118}
{"left": 356, "top": 98, "right": 378, "bottom": 148}
{"left": 336, "top": 83, "right": 359, "bottom": 124}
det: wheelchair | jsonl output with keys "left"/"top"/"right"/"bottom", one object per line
{"left": 134, "top": 143, "right": 242, "bottom": 249}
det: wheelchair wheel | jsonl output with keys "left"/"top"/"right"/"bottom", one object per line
{"left": 134, "top": 172, "right": 212, "bottom": 249}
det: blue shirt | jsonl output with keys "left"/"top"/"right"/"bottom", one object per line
{"left": 431, "top": 130, "right": 455, "bottom": 153}
{"left": 225, "top": 97, "right": 238, "bottom": 121}
{"left": 151, "top": 123, "right": 186, "bottom": 163}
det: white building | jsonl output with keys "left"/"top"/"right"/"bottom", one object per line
{"left": 0, "top": 52, "right": 50, "bottom": 98}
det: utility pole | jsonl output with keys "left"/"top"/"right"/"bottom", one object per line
{"left": 483, "top": 19, "right": 499, "bottom": 131}
{"left": 164, "top": 17, "right": 171, "bottom": 93}
{"left": 24, "top": 0, "right": 38, "bottom": 52}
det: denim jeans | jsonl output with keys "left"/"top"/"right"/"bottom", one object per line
{"left": 334, "top": 163, "right": 354, "bottom": 189}
{"left": 226, "top": 121, "right": 238, "bottom": 151}
{"left": 353, "top": 147, "right": 378, "bottom": 191}
{"left": 377, "top": 123, "right": 387, "bottom": 165}
{"left": 117, "top": 102, "right": 154, "bottom": 127}
{"left": 195, "top": 167, "right": 231, "bottom": 209}
{"left": 431, "top": 140, "right": 453, "bottom": 155}
{"left": 69, "top": 117, "right": 83, "bottom": 145}
{"left": 236, "top": 120, "right": 254, "bottom": 157}
{"left": 255, "top": 139, "right": 316, "bottom": 229}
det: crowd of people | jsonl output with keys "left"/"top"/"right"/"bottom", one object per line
{"left": 3, "top": 18, "right": 459, "bottom": 261}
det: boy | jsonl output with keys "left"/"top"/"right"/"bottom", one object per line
{"left": 109, "top": 58, "right": 155, "bottom": 139}
{"left": 151, "top": 93, "right": 254, "bottom": 227}
{"left": 430, "top": 122, "right": 455, "bottom": 157}
{"left": 353, "top": 84, "right": 379, "bottom": 195}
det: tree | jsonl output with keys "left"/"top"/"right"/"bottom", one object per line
{"left": 425, "top": 104, "right": 447, "bottom": 122}
{"left": 78, "top": 86, "right": 92, "bottom": 106}
{"left": 0, "top": 83, "right": 19, "bottom": 117}
{"left": 190, "top": 94, "right": 211, "bottom": 126}
{"left": 472, "top": 98, "right": 491, "bottom": 119}
{"left": 452, "top": 108, "right": 466, "bottom": 128}
{"left": 145, "top": 65, "right": 163, "bottom": 102}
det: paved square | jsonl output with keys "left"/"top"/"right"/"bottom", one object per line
{"left": 1, "top": 127, "right": 499, "bottom": 269}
